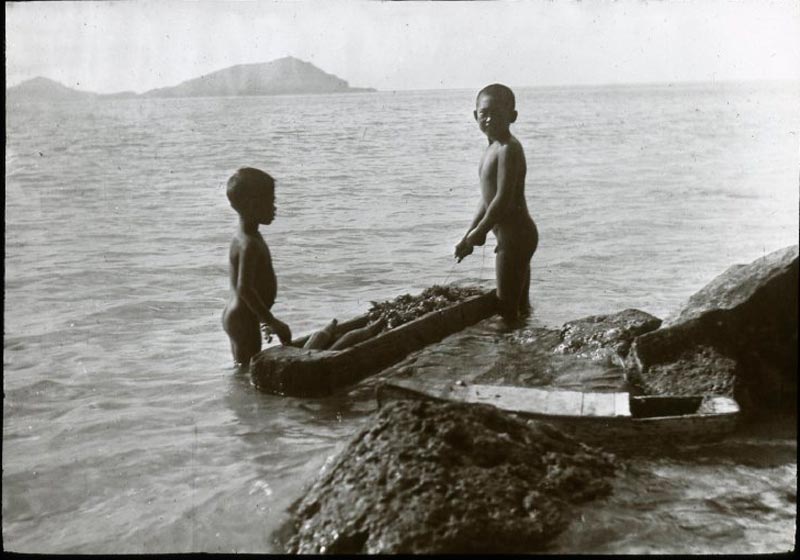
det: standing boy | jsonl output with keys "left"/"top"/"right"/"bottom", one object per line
{"left": 454, "top": 84, "right": 538, "bottom": 323}
{"left": 222, "top": 167, "right": 292, "bottom": 366}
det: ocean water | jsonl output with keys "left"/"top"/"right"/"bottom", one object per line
{"left": 4, "top": 83, "right": 798, "bottom": 553}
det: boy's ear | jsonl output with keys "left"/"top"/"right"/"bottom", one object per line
{"left": 473, "top": 109, "right": 478, "bottom": 121}
{"left": 510, "top": 110, "right": 518, "bottom": 123}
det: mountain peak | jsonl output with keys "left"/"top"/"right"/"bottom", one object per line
{"left": 274, "top": 55, "right": 305, "bottom": 63}
{"left": 17, "top": 76, "right": 58, "bottom": 87}
{"left": 7, "top": 76, "right": 98, "bottom": 101}
{"left": 8, "top": 58, "right": 375, "bottom": 102}
{"left": 12, "top": 76, "right": 78, "bottom": 90}
{"left": 144, "top": 57, "right": 373, "bottom": 98}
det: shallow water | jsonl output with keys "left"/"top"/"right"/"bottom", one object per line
{"left": 4, "top": 82, "right": 798, "bottom": 553}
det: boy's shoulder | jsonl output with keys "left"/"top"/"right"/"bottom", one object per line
{"left": 231, "top": 230, "right": 266, "bottom": 251}
{"left": 491, "top": 135, "right": 525, "bottom": 157}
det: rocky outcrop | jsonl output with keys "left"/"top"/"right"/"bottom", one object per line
{"left": 8, "top": 58, "right": 375, "bottom": 105}
{"left": 554, "top": 309, "right": 662, "bottom": 366}
{"left": 6, "top": 77, "right": 100, "bottom": 103}
{"left": 276, "top": 247, "right": 799, "bottom": 553}
{"left": 283, "top": 400, "right": 616, "bottom": 554}
{"left": 628, "top": 245, "right": 798, "bottom": 413}
{"left": 628, "top": 343, "right": 738, "bottom": 397}
{"left": 143, "top": 57, "right": 374, "bottom": 98}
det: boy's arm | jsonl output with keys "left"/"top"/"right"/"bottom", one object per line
{"left": 463, "top": 199, "right": 486, "bottom": 240}
{"left": 468, "top": 145, "right": 518, "bottom": 242}
{"left": 237, "top": 242, "right": 291, "bottom": 344}
{"left": 455, "top": 199, "right": 485, "bottom": 261}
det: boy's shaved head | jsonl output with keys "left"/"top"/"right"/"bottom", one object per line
{"left": 477, "top": 83, "right": 516, "bottom": 111}
{"left": 227, "top": 167, "right": 274, "bottom": 212}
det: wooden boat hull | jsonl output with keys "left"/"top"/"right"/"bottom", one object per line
{"left": 376, "top": 378, "right": 740, "bottom": 448}
{"left": 250, "top": 290, "right": 498, "bottom": 397}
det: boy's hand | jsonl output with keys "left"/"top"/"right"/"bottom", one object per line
{"left": 454, "top": 239, "right": 474, "bottom": 263}
{"left": 273, "top": 319, "right": 292, "bottom": 345}
{"left": 263, "top": 319, "right": 292, "bottom": 345}
{"left": 261, "top": 323, "right": 275, "bottom": 343}
{"left": 465, "top": 228, "right": 487, "bottom": 247}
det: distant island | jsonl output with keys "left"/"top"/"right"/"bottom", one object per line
{"left": 7, "top": 57, "right": 375, "bottom": 102}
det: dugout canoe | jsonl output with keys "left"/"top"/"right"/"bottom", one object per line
{"left": 376, "top": 378, "right": 740, "bottom": 448}
{"left": 250, "top": 289, "right": 498, "bottom": 397}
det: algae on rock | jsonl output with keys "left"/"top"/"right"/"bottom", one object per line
{"left": 283, "top": 400, "right": 617, "bottom": 554}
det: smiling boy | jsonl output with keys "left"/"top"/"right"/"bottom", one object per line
{"left": 454, "top": 84, "right": 539, "bottom": 323}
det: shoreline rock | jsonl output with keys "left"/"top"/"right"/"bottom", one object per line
{"left": 283, "top": 400, "right": 616, "bottom": 554}
{"left": 554, "top": 308, "right": 662, "bottom": 366}
{"left": 276, "top": 247, "right": 797, "bottom": 553}
{"left": 627, "top": 245, "right": 798, "bottom": 414}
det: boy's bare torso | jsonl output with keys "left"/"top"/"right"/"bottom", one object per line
{"left": 228, "top": 231, "right": 277, "bottom": 313}
{"left": 478, "top": 134, "right": 535, "bottom": 250}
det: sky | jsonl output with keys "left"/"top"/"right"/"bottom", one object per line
{"left": 6, "top": 0, "right": 800, "bottom": 94}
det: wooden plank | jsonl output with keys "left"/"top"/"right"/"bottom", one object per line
{"left": 466, "top": 384, "right": 506, "bottom": 406}
{"left": 613, "top": 392, "right": 632, "bottom": 417}
{"left": 700, "top": 396, "right": 739, "bottom": 415}
{"left": 465, "top": 385, "right": 586, "bottom": 417}
{"left": 384, "top": 381, "right": 635, "bottom": 421}
{"left": 377, "top": 379, "right": 739, "bottom": 447}
{"left": 377, "top": 378, "right": 469, "bottom": 405}
{"left": 387, "top": 381, "right": 613, "bottom": 419}
{"left": 581, "top": 392, "right": 616, "bottom": 417}
{"left": 544, "top": 389, "right": 584, "bottom": 416}
{"left": 387, "top": 378, "right": 456, "bottom": 401}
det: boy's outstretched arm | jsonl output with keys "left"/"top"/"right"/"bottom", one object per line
{"left": 237, "top": 242, "right": 292, "bottom": 344}
{"left": 467, "top": 145, "right": 518, "bottom": 245}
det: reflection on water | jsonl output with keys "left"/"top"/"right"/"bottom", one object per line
{"left": 551, "top": 414, "right": 797, "bottom": 555}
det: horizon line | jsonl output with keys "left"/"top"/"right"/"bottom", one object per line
{"left": 8, "top": 75, "right": 800, "bottom": 97}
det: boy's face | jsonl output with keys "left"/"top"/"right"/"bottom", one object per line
{"left": 255, "top": 188, "right": 276, "bottom": 225}
{"left": 243, "top": 183, "right": 275, "bottom": 225}
{"left": 474, "top": 93, "right": 516, "bottom": 138}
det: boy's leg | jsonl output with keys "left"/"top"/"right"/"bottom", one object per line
{"left": 519, "top": 262, "right": 532, "bottom": 317}
{"left": 233, "top": 328, "right": 262, "bottom": 366}
{"left": 223, "top": 309, "right": 262, "bottom": 366}
{"left": 495, "top": 248, "right": 529, "bottom": 323}
{"left": 521, "top": 222, "right": 538, "bottom": 316}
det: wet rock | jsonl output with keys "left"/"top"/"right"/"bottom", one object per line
{"left": 662, "top": 245, "right": 798, "bottom": 328}
{"left": 284, "top": 400, "right": 616, "bottom": 554}
{"left": 554, "top": 309, "right": 662, "bottom": 366}
{"left": 629, "top": 245, "right": 798, "bottom": 413}
{"left": 627, "top": 344, "right": 738, "bottom": 397}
